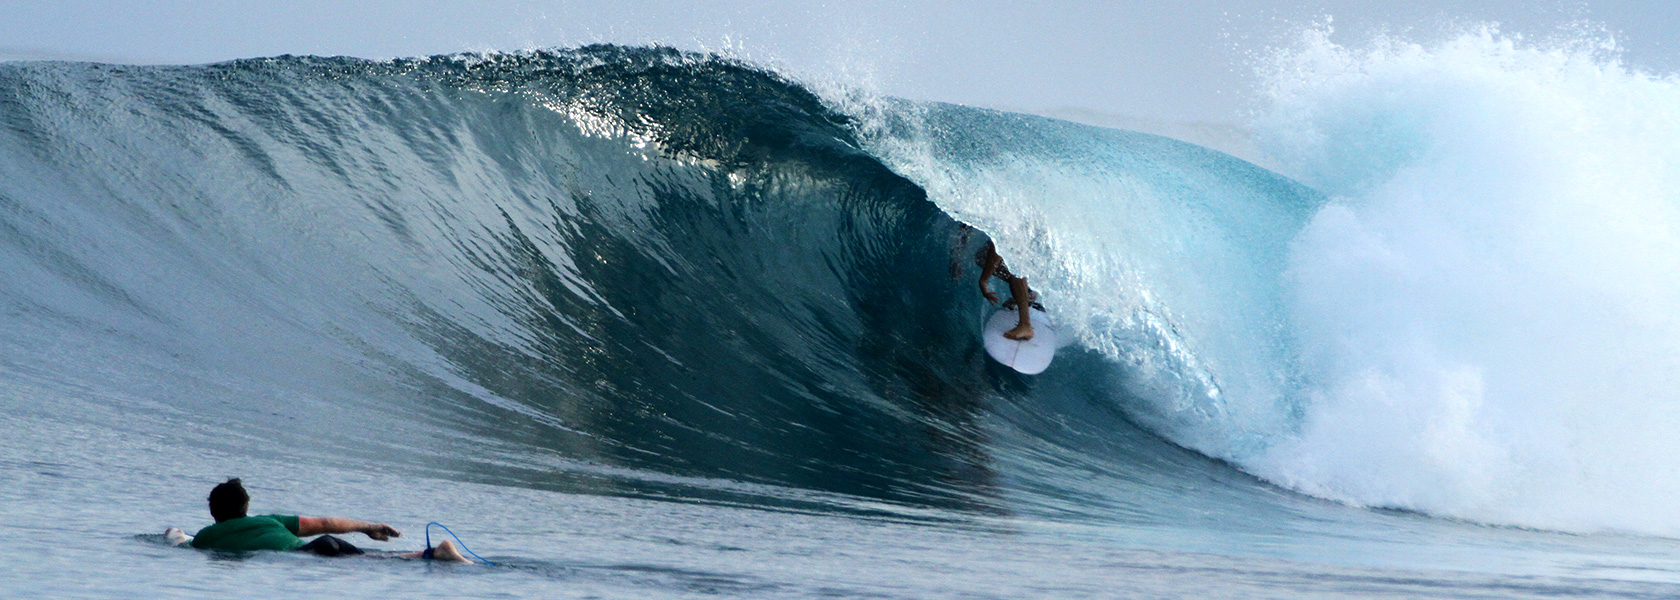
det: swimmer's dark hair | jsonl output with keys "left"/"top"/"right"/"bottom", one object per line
{"left": 208, "top": 478, "right": 250, "bottom": 522}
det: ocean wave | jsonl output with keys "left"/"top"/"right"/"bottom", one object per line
{"left": 4, "top": 37, "right": 1674, "bottom": 537}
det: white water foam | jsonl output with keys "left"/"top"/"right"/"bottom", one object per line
{"left": 1250, "top": 25, "right": 1680, "bottom": 535}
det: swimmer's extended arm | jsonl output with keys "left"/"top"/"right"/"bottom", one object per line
{"left": 978, "top": 243, "right": 1002, "bottom": 304}
{"left": 297, "top": 516, "right": 401, "bottom": 541}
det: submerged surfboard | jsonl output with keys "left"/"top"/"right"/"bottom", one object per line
{"left": 983, "top": 308, "right": 1057, "bottom": 375}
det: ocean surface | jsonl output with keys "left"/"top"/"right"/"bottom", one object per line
{"left": 7, "top": 33, "right": 1680, "bottom": 598}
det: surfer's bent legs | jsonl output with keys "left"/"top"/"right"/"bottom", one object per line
{"left": 976, "top": 238, "right": 1036, "bottom": 341}
{"left": 1005, "top": 276, "right": 1034, "bottom": 341}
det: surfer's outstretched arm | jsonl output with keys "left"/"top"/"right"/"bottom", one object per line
{"left": 298, "top": 516, "right": 400, "bottom": 541}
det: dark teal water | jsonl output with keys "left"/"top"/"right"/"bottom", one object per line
{"left": 4, "top": 47, "right": 1680, "bottom": 598}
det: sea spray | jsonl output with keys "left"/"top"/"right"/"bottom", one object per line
{"left": 1252, "top": 25, "right": 1680, "bottom": 534}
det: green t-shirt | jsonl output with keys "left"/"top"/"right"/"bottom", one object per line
{"left": 191, "top": 514, "right": 305, "bottom": 552}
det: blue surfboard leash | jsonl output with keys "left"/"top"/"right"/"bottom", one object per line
{"left": 424, "top": 522, "right": 494, "bottom": 565}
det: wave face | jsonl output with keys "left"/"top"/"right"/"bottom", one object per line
{"left": 0, "top": 47, "right": 997, "bottom": 508}
{"left": 4, "top": 34, "right": 1678, "bottom": 543}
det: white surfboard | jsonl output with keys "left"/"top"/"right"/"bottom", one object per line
{"left": 983, "top": 308, "right": 1057, "bottom": 374}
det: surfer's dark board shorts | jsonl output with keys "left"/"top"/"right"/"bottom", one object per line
{"left": 298, "top": 534, "right": 364, "bottom": 557}
{"left": 975, "top": 248, "right": 1020, "bottom": 282}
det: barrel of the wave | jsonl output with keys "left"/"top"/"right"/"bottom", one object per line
{"left": 982, "top": 308, "right": 1058, "bottom": 374}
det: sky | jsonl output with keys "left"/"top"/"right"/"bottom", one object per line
{"left": 4, "top": 1, "right": 1679, "bottom": 125}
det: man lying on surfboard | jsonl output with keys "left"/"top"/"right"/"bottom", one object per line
{"left": 162, "top": 478, "right": 473, "bottom": 562}
{"left": 977, "top": 240, "right": 1038, "bottom": 340}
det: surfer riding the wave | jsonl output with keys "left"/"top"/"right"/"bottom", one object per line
{"left": 952, "top": 224, "right": 1055, "bottom": 373}
{"left": 973, "top": 236, "right": 1039, "bottom": 341}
